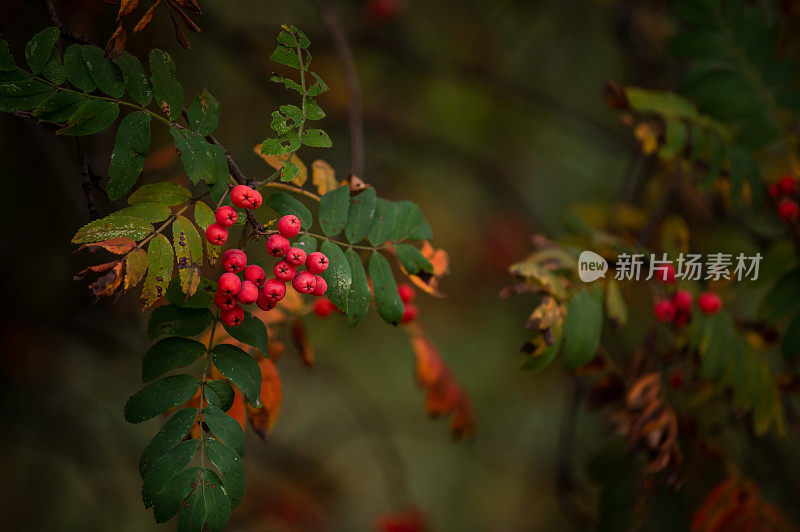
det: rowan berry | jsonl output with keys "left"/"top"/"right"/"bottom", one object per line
{"left": 698, "top": 292, "right": 722, "bottom": 315}
{"left": 277, "top": 214, "right": 301, "bottom": 238}
{"left": 231, "top": 185, "right": 254, "bottom": 209}
{"left": 313, "top": 298, "right": 336, "bottom": 318}
{"left": 285, "top": 247, "right": 307, "bottom": 267}
{"left": 778, "top": 175, "right": 798, "bottom": 196}
{"left": 215, "top": 205, "right": 237, "bottom": 227}
{"left": 312, "top": 275, "right": 327, "bottom": 296}
{"left": 273, "top": 260, "right": 297, "bottom": 282}
{"left": 256, "top": 292, "right": 277, "bottom": 311}
{"left": 218, "top": 272, "right": 241, "bottom": 296}
{"left": 248, "top": 190, "right": 262, "bottom": 209}
{"left": 397, "top": 283, "right": 414, "bottom": 303}
{"left": 292, "top": 271, "right": 316, "bottom": 294}
{"left": 221, "top": 249, "right": 247, "bottom": 273}
{"left": 214, "top": 290, "right": 237, "bottom": 311}
{"left": 266, "top": 234, "right": 290, "bottom": 257}
{"left": 263, "top": 278, "right": 286, "bottom": 301}
{"left": 306, "top": 252, "right": 329, "bottom": 274}
{"left": 654, "top": 299, "right": 676, "bottom": 323}
{"left": 656, "top": 264, "right": 676, "bottom": 284}
{"left": 672, "top": 290, "right": 693, "bottom": 313}
{"left": 236, "top": 280, "right": 259, "bottom": 305}
{"left": 401, "top": 303, "right": 418, "bottom": 324}
{"left": 220, "top": 305, "right": 244, "bottom": 326}
{"left": 778, "top": 198, "right": 800, "bottom": 222}
{"left": 205, "top": 223, "right": 227, "bottom": 246}
{"left": 243, "top": 264, "right": 266, "bottom": 288}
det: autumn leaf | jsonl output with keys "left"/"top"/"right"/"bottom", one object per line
{"left": 78, "top": 237, "right": 137, "bottom": 255}
{"left": 253, "top": 143, "right": 307, "bottom": 186}
{"left": 406, "top": 241, "right": 449, "bottom": 297}
{"left": 311, "top": 159, "right": 337, "bottom": 195}
{"left": 245, "top": 357, "right": 282, "bottom": 439}
{"left": 105, "top": 24, "right": 127, "bottom": 58}
{"left": 133, "top": 1, "right": 160, "bottom": 33}
{"left": 117, "top": 0, "right": 140, "bottom": 19}
{"left": 290, "top": 319, "right": 314, "bottom": 368}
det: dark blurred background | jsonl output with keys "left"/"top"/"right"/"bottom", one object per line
{"left": 0, "top": 0, "right": 670, "bottom": 530}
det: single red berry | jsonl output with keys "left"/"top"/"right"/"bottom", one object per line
{"left": 668, "top": 369, "right": 685, "bottom": 389}
{"left": 397, "top": 283, "right": 414, "bottom": 303}
{"left": 273, "top": 260, "right": 297, "bottom": 282}
{"left": 214, "top": 290, "right": 237, "bottom": 311}
{"left": 248, "top": 190, "right": 263, "bottom": 209}
{"left": 205, "top": 223, "right": 228, "bottom": 246}
{"left": 313, "top": 298, "right": 336, "bottom": 318}
{"left": 266, "top": 234, "right": 290, "bottom": 257}
{"left": 236, "top": 280, "right": 259, "bottom": 305}
{"left": 217, "top": 272, "right": 242, "bottom": 296}
{"left": 263, "top": 278, "right": 286, "bottom": 301}
{"left": 243, "top": 264, "right": 266, "bottom": 288}
{"left": 221, "top": 249, "right": 247, "bottom": 273}
{"left": 256, "top": 291, "right": 277, "bottom": 311}
{"left": 656, "top": 263, "right": 676, "bottom": 284}
{"left": 292, "top": 271, "right": 316, "bottom": 294}
{"left": 768, "top": 183, "right": 781, "bottom": 199}
{"left": 778, "top": 175, "right": 798, "bottom": 196}
{"left": 215, "top": 205, "right": 238, "bottom": 227}
{"left": 778, "top": 198, "right": 800, "bottom": 222}
{"left": 220, "top": 305, "right": 245, "bottom": 326}
{"left": 231, "top": 185, "right": 254, "bottom": 209}
{"left": 654, "top": 299, "right": 676, "bottom": 323}
{"left": 285, "top": 247, "right": 307, "bottom": 267}
{"left": 277, "top": 214, "right": 301, "bottom": 238}
{"left": 401, "top": 303, "right": 418, "bottom": 324}
{"left": 672, "top": 290, "right": 693, "bottom": 313}
{"left": 306, "top": 252, "right": 329, "bottom": 274}
{"left": 698, "top": 292, "right": 722, "bottom": 315}
{"left": 312, "top": 275, "right": 327, "bottom": 296}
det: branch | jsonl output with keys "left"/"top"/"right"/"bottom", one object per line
{"left": 40, "top": 0, "right": 93, "bottom": 45}
{"left": 206, "top": 133, "right": 250, "bottom": 185}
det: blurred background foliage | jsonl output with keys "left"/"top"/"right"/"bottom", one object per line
{"left": 1, "top": 0, "right": 799, "bottom": 530}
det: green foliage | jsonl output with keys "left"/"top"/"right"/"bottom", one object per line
{"left": 345, "top": 187, "right": 376, "bottom": 243}
{"left": 265, "top": 191, "right": 313, "bottom": 229}
{"left": 107, "top": 111, "right": 151, "bottom": 200}
{"left": 561, "top": 286, "right": 604, "bottom": 370}
{"left": 222, "top": 310, "right": 269, "bottom": 356}
{"left": 142, "top": 337, "right": 206, "bottom": 382}
{"left": 211, "top": 344, "right": 262, "bottom": 405}
{"left": 369, "top": 251, "right": 405, "bottom": 325}
{"left": 319, "top": 240, "right": 351, "bottom": 313}
{"left": 124, "top": 374, "right": 200, "bottom": 423}
{"left": 318, "top": 184, "right": 350, "bottom": 236}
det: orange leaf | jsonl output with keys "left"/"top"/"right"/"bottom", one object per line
{"left": 79, "top": 237, "right": 137, "bottom": 255}
{"left": 290, "top": 320, "right": 315, "bottom": 368}
{"left": 407, "top": 241, "right": 449, "bottom": 297}
{"left": 226, "top": 389, "right": 246, "bottom": 429}
{"left": 133, "top": 0, "right": 161, "bottom": 33}
{"left": 253, "top": 143, "right": 307, "bottom": 187}
{"left": 311, "top": 159, "right": 337, "bottom": 195}
{"left": 117, "top": 0, "right": 139, "bottom": 19}
{"left": 104, "top": 23, "right": 127, "bottom": 58}
{"left": 245, "top": 358, "right": 282, "bottom": 439}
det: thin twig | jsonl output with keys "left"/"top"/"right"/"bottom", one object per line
{"left": 206, "top": 133, "right": 250, "bottom": 186}
{"left": 40, "top": 0, "right": 93, "bottom": 45}
{"left": 76, "top": 138, "right": 99, "bottom": 221}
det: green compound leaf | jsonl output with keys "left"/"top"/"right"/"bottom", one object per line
{"left": 80, "top": 45, "right": 124, "bottom": 98}
{"left": 32, "top": 91, "right": 86, "bottom": 121}
{"left": 394, "top": 243, "right": 433, "bottom": 275}
{"left": 320, "top": 240, "right": 351, "bottom": 314}
{"left": 393, "top": 200, "right": 432, "bottom": 241}
{"left": 0, "top": 78, "right": 56, "bottom": 112}
{"left": 345, "top": 187, "right": 376, "bottom": 243}
{"left": 300, "top": 128, "right": 332, "bottom": 148}
{"left": 142, "top": 336, "right": 206, "bottom": 382}
{"left": 223, "top": 310, "right": 268, "bottom": 356}
{"left": 562, "top": 286, "right": 604, "bottom": 370}
{"left": 270, "top": 45, "right": 300, "bottom": 69}
{"left": 63, "top": 44, "right": 95, "bottom": 92}
{"left": 265, "top": 191, "right": 312, "bottom": 230}
{"left": 57, "top": 99, "right": 119, "bottom": 136}
{"left": 142, "top": 439, "right": 199, "bottom": 508}
{"left": 124, "top": 374, "right": 200, "bottom": 424}
{"left": 172, "top": 215, "right": 203, "bottom": 298}
{"left": 152, "top": 467, "right": 199, "bottom": 523}
{"left": 115, "top": 51, "right": 153, "bottom": 106}
{"left": 345, "top": 249, "right": 370, "bottom": 328}
{"left": 211, "top": 344, "right": 262, "bottom": 406}
{"left": 369, "top": 251, "right": 404, "bottom": 326}
{"left": 24, "top": 27, "right": 60, "bottom": 75}
{"left": 201, "top": 470, "right": 231, "bottom": 532}
{"left": 142, "top": 233, "right": 174, "bottom": 308}
{"left": 108, "top": 111, "right": 151, "bottom": 200}
{"left": 41, "top": 48, "right": 66, "bottom": 84}
{"left": 129, "top": 182, "right": 191, "bottom": 206}
{"left": 187, "top": 88, "right": 220, "bottom": 136}
{"left": 170, "top": 126, "right": 217, "bottom": 185}
{"left": 294, "top": 234, "right": 317, "bottom": 254}
{"left": 149, "top": 49, "right": 183, "bottom": 120}
{"left": 147, "top": 304, "right": 213, "bottom": 340}
{"left": 166, "top": 276, "right": 216, "bottom": 309}
{"left": 318, "top": 184, "right": 349, "bottom": 237}
{"left": 205, "top": 380, "right": 235, "bottom": 411}
{"left": 367, "top": 198, "right": 398, "bottom": 246}
{"left": 117, "top": 202, "right": 172, "bottom": 223}
{"left": 71, "top": 212, "right": 153, "bottom": 244}
{"left": 203, "top": 404, "right": 245, "bottom": 457}
{"left": 204, "top": 438, "right": 245, "bottom": 509}
{"left": 139, "top": 407, "right": 199, "bottom": 477}
{"left": 177, "top": 475, "right": 206, "bottom": 531}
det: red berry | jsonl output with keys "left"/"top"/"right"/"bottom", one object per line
{"left": 778, "top": 175, "right": 797, "bottom": 196}
{"left": 654, "top": 299, "right": 676, "bottom": 323}
{"left": 243, "top": 264, "right": 266, "bottom": 288}
{"left": 313, "top": 298, "right": 336, "bottom": 318}
{"left": 306, "top": 252, "right": 329, "bottom": 274}
{"left": 221, "top": 249, "right": 247, "bottom": 273}
{"left": 263, "top": 278, "right": 286, "bottom": 301}
{"left": 668, "top": 370, "right": 685, "bottom": 389}
{"left": 273, "top": 260, "right": 297, "bottom": 282}
{"left": 672, "top": 290, "right": 693, "bottom": 313}
{"left": 231, "top": 185, "right": 254, "bottom": 209}
{"left": 277, "top": 214, "right": 301, "bottom": 238}
{"left": 312, "top": 275, "right": 327, "bottom": 296}
{"left": 205, "top": 223, "right": 228, "bottom": 246}
{"left": 397, "top": 283, "right": 414, "bottom": 303}
{"left": 236, "top": 280, "right": 259, "bottom": 305}
{"left": 698, "top": 292, "right": 722, "bottom": 315}
{"left": 401, "top": 303, "right": 418, "bottom": 324}
{"left": 266, "top": 234, "right": 290, "bottom": 257}
{"left": 248, "top": 190, "right": 263, "bottom": 209}
{"left": 778, "top": 198, "right": 799, "bottom": 222}
{"left": 292, "top": 271, "right": 316, "bottom": 294}
{"left": 220, "top": 305, "right": 245, "bottom": 326}
{"left": 285, "top": 247, "right": 307, "bottom": 267}
{"left": 218, "top": 272, "right": 242, "bottom": 296}
{"left": 214, "top": 290, "right": 237, "bottom": 311}
{"left": 768, "top": 183, "right": 781, "bottom": 199}
{"left": 256, "top": 291, "right": 277, "bottom": 311}
{"left": 215, "top": 205, "right": 237, "bottom": 227}
{"left": 656, "top": 263, "right": 676, "bottom": 284}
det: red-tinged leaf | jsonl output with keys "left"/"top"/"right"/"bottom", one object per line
{"left": 78, "top": 237, "right": 137, "bottom": 255}
{"left": 245, "top": 358, "right": 282, "bottom": 439}
{"left": 410, "top": 334, "right": 444, "bottom": 387}
{"left": 75, "top": 261, "right": 118, "bottom": 278}
{"left": 105, "top": 24, "right": 127, "bottom": 58}
{"left": 88, "top": 261, "right": 124, "bottom": 298}
{"left": 168, "top": 1, "right": 201, "bottom": 33}
{"left": 167, "top": 7, "right": 192, "bottom": 50}
{"left": 407, "top": 241, "right": 449, "bottom": 298}
{"left": 449, "top": 396, "right": 475, "bottom": 440}
{"left": 690, "top": 480, "right": 739, "bottom": 531}
{"left": 425, "top": 377, "right": 460, "bottom": 418}
{"left": 290, "top": 320, "right": 314, "bottom": 368}
{"left": 171, "top": 0, "right": 202, "bottom": 13}
{"left": 117, "top": 0, "right": 140, "bottom": 19}
{"left": 133, "top": 0, "right": 161, "bottom": 33}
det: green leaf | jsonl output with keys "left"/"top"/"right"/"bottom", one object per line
{"left": 149, "top": 49, "right": 183, "bottom": 120}
{"left": 202, "top": 405, "right": 245, "bottom": 457}
{"left": 143, "top": 337, "right": 206, "bottom": 382}
{"left": 320, "top": 241, "right": 351, "bottom": 313}
{"left": 147, "top": 305, "right": 213, "bottom": 340}
{"left": 63, "top": 44, "right": 95, "bottom": 92}
{"left": 170, "top": 126, "right": 216, "bottom": 185}
{"left": 152, "top": 467, "right": 199, "bottom": 523}
{"left": 270, "top": 45, "right": 300, "bottom": 69}
{"left": 187, "top": 89, "right": 220, "bottom": 136}
{"left": 0, "top": 38, "right": 16, "bottom": 71}
{"left": 57, "top": 99, "right": 119, "bottom": 136}
{"left": 166, "top": 276, "right": 216, "bottom": 308}
{"left": 345, "top": 249, "right": 370, "bottom": 327}
{"left": 300, "top": 128, "right": 332, "bottom": 148}
{"left": 201, "top": 470, "right": 231, "bottom": 532}
{"left": 294, "top": 234, "right": 317, "bottom": 254}
{"left": 142, "top": 439, "right": 199, "bottom": 507}
{"left": 223, "top": 310, "right": 268, "bottom": 356}
{"left": 208, "top": 144, "right": 231, "bottom": 206}
{"left": 25, "top": 27, "right": 60, "bottom": 75}
{"left": 32, "top": 91, "right": 85, "bottom": 121}
{"left": 117, "top": 202, "right": 172, "bottom": 223}
{"left": 205, "top": 380, "right": 235, "bottom": 411}
{"left": 562, "top": 287, "right": 604, "bottom": 370}
{"left": 129, "top": 182, "right": 191, "bottom": 206}
{"left": 782, "top": 311, "right": 800, "bottom": 360}
{"left": 177, "top": 477, "right": 206, "bottom": 531}
{"left": 270, "top": 75, "right": 303, "bottom": 93}
{"left": 260, "top": 136, "right": 300, "bottom": 157}
{"left": 605, "top": 279, "right": 628, "bottom": 327}
{"left": 0, "top": 78, "right": 55, "bottom": 112}
{"left": 211, "top": 344, "right": 262, "bottom": 406}
{"left": 729, "top": 145, "right": 762, "bottom": 206}
{"left": 142, "top": 233, "right": 174, "bottom": 307}
{"left": 658, "top": 119, "right": 686, "bottom": 160}
{"left": 319, "top": 184, "right": 350, "bottom": 237}
{"left": 279, "top": 158, "right": 300, "bottom": 182}
{"left": 307, "top": 72, "right": 328, "bottom": 97}
{"left": 760, "top": 267, "right": 800, "bottom": 320}
{"left": 393, "top": 201, "right": 432, "bottom": 241}
{"left": 304, "top": 97, "right": 325, "bottom": 120}
{"left": 107, "top": 111, "right": 151, "bottom": 200}
{"left": 71, "top": 212, "right": 153, "bottom": 243}
{"left": 80, "top": 45, "right": 124, "bottom": 98}
{"left": 125, "top": 248, "right": 149, "bottom": 289}
{"left": 115, "top": 51, "right": 152, "bottom": 106}
{"left": 172, "top": 215, "right": 203, "bottom": 298}
{"left": 265, "top": 191, "right": 312, "bottom": 230}
{"left": 41, "top": 48, "right": 66, "bottom": 84}
{"left": 139, "top": 407, "right": 199, "bottom": 476}
{"left": 124, "top": 374, "right": 200, "bottom": 423}
{"left": 520, "top": 326, "right": 563, "bottom": 372}
{"left": 369, "top": 252, "right": 404, "bottom": 325}
{"left": 345, "top": 187, "right": 376, "bottom": 243}
{"left": 367, "top": 198, "right": 398, "bottom": 246}
{"left": 394, "top": 243, "right": 433, "bottom": 275}
{"left": 204, "top": 438, "right": 244, "bottom": 509}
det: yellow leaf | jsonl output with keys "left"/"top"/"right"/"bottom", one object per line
{"left": 311, "top": 159, "right": 338, "bottom": 195}
{"left": 253, "top": 144, "right": 307, "bottom": 186}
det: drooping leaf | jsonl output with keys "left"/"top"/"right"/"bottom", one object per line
{"left": 318, "top": 184, "right": 349, "bottom": 237}
{"left": 142, "top": 336, "right": 206, "bottom": 382}
{"left": 320, "top": 241, "right": 351, "bottom": 313}
{"left": 149, "top": 49, "right": 183, "bottom": 120}
{"left": 129, "top": 181, "right": 191, "bottom": 206}
{"left": 64, "top": 44, "right": 95, "bottom": 92}
{"left": 205, "top": 380, "right": 235, "bottom": 411}
{"left": 562, "top": 287, "right": 604, "bottom": 370}
{"left": 265, "top": 191, "right": 312, "bottom": 230}
{"left": 147, "top": 304, "right": 213, "bottom": 340}
{"left": 208, "top": 144, "right": 231, "bottom": 206}
{"left": 124, "top": 248, "right": 148, "bottom": 291}
{"left": 270, "top": 45, "right": 300, "bottom": 69}
{"left": 57, "top": 99, "right": 120, "bottom": 136}
{"left": 142, "top": 439, "right": 200, "bottom": 509}
{"left": 345, "top": 187, "right": 376, "bottom": 243}
{"left": 193, "top": 201, "right": 219, "bottom": 263}
{"left": 177, "top": 476, "right": 206, "bottom": 531}
{"left": 107, "top": 111, "right": 151, "bottom": 200}
{"left": 139, "top": 407, "right": 199, "bottom": 476}
{"left": 311, "top": 159, "right": 337, "bottom": 195}
{"left": 170, "top": 126, "right": 216, "bottom": 184}
{"left": 0, "top": 78, "right": 56, "bottom": 112}
{"left": 72, "top": 212, "right": 153, "bottom": 243}
{"left": 142, "top": 233, "right": 174, "bottom": 308}
{"left": 345, "top": 249, "right": 370, "bottom": 327}
{"left": 394, "top": 243, "right": 433, "bottom": 275}
{"left": 368, "top": 198, "right": 398, "bottom": 246}
{"left": 203, "top": 404, "right": 245, "bottom": 457}
{"left": 124, "top": 374, "right": 200, "bottom": 423}
{"left": 24, "top": 27, "right": 60, "bottom": 75}
{"left": 187, "top": 88, "right": 220, "bottom": 136}
{"left": 293, "top": 234, "right": 317, "bottom": 254}
{"left": 80, "top": 45, "right": 125, "bottom": 98}
{"left": 201, "top": 470, "right": 231, "bottom": 532}
{"left": 222, "top": 310, "right": 268, "bottom": 356}
{"left": 204, "top": 438, "right": 244, "bottom": 509}
{"left": 211, "top": 344, "right": 262, "bottom": 406}
{"left": 369, "top": 251, "right": 404, "bottom": 325}
{"left": 172, "top": 215, "right": 203, "bottom": 297}
{"left": 115, "top": 51, "right": 152, "bottom": 106}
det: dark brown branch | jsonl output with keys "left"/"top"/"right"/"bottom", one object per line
{"left": 40, "top": 0, "right": 93, "bottom": 45}
{"left": 76, "top": 138, "right": 100, "bottom": 222}
{"left": 205, "top": 133, "right": 250, "bottom": 186}
{"left": 314, "top": 0, "right": 365, "bottom": 177}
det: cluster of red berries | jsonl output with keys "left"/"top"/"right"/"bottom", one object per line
{"left": 214, "top": 214, "right": 330, "bottom": 327}
{"left": 311, "top": 282, "right": 418, "bottom": 323}
{"left": 768, "top": 175, "right": 800, "bottom": 222}
{"left": 654, "top": 289, "right": 722, "bottom": 325}
{"left": 204, "top": 185, "right": 264, "bottom": 246}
